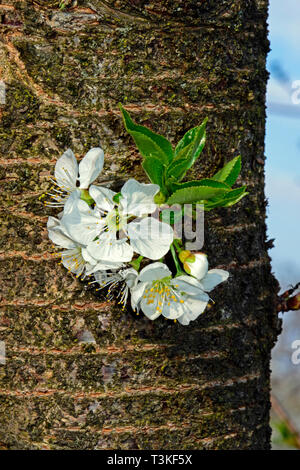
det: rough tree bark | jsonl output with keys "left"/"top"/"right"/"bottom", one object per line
{"left": 0, "top": 0, "right": 280, "bottom": 450}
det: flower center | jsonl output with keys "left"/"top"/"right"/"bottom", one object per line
{"left": 61, "top": 247, "right": 85, "bottom": 277}
{"left": 106, "top": 209, "right": 126, "bottom": 232}
{"left": 143, "top": 277, "right": 185, "bottom": 313}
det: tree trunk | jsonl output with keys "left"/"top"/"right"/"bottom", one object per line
{"left": 0, "top": 0, "right": 280, "bottom": 450}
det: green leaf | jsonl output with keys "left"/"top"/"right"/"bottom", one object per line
{"left": 166, "top": 119, "right": 207, "bottom": 181}
{"left": 165, "top": 158, "right": 190, "bottom": 181}
{"left": 212, "top": 155, "right": 241, "bottom": 187}
{"left": 217, "top": 188, "right": 248, "bottom": 208}
{"left": 119, "top": 104, "right": 173, "bottom": 164}
{"left": 142, "top": 157, "right": 165, "bottom": 189}
{"left": 175, "top": 118, "right": 208, "bottom": 161}
{"left": 220, "top": 186, "right": 248, "bottom": 206}
{"left": 167, "top": 180, "right": 230, "bottom": 205}
{"left": 204, "top": 186, "right": 248, "bottom": 210}
{"left": 166, "top": 118, "right": 207, "bottom": 182}
{"left": 169, "top": 178, "right": 230, "bottom": 194}
{"left": 167, "top": 187, "right": 227, "bottom": 205}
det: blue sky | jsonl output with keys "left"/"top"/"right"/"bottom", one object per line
{"left": 265, "top": 4, "right": 300, "bottom": 432}
{"left": 266, "top": 0, "right": 300, "bottom": 286}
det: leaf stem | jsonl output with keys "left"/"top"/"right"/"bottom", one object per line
{"left": 173, "top": 239, "right": 183, "bottom": 253}
{"left": 130, "top": 255, "right": 143, "bottom": 271}
{"left": 170, "top": 244, "right": 185, "bottom": 277}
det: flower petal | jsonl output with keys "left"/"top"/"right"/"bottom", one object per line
{"left": 61, "top": 189, "right": 81, "bottom": 215}
{"left": 55, "top": 148, "right": 78, "bottom": 192}
{"left": 128, "top": 217, "right": 173, "bottom": 260}
{"left": 138, "top": 262, "right": 171, "bottom": 283}
{"left": 89, "top": 185, "right": 116, "bottom": 213}
{"left": 140, "top": 293, "right": 161, "bottom": 320}
{"left": 120, "top": 179, "right": 159, "bottom": 216}
{"left": 161, "top": 297, "right": 185, "bottom": 319}
{"left": 171, "top": 275, "right": 206, "bottom": 297}
{"left": 85, "top": 263, "right": 99, "bottom": 277}
{"left": 177, "top": 297, "right": 208, "bottom": 325}
{"left": 97, "top": 261, "right": 126, "bottom": 270}
{"left": 121, "top": 268, "right": 138, "bottom": 288}
{"left": 61, "top": 199, "right": 104, "bottom": 245}
{"left": 81, "top": 247, "right": 98, "bottom": 265}
{"left": 199, "top": 269, "right": 229, "bottom": 292}
{"left": 186, "top": 253, "right": 208, "bottom": 280}
{"left": 130, "top": 282, "right": 147, "bottom": 311}
{"left": 47, "top": 216, "right": 76, "bottom": 249}
{"left": 79, "top": 147, "right": 104, "bottom": 188}
{"left": 87, "top": 235, "right": 134, "bottom": 263}
{"left": 190, "top": 291, "right": 210, "bottom": 302}
{"left": 61, "top": 247, "right": 86, "bottom": 275}
{"left": 86, "top": 260, "right": 125, "bottom": 275}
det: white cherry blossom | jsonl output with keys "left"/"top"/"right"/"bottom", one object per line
{"left": 61, "top": 179, "right": 174, "bottom": 264}
{"left": 45, "top": 147, "right": 104, "bottom": 209}
{"left": 131, "top": 262, "right": 229, "bottom": 325}
{"left": 47, "top": 216, "right": 123, "bottom": 277}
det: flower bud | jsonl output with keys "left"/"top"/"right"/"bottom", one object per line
{"left": 183, "top": 252, "right": 208, "bottom": 280}
{"left": 154, "top": 191, "right": 166, "bottom": 205}
{"left": 179, "top": 250, "right": 193, "bottom": 263}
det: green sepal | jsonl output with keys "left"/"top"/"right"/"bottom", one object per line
{"left": 113, "top": 192, "right": 122, "bottom": 204}
{"left": 154, "top": 191, "right": 167, "bottom": 205}
{"left": 80, "top": 189, "right": 95, "bottom": 206}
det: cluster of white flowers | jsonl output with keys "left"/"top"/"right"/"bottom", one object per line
{"left": 46, "top": 148, "right": 229, "bottom": 325}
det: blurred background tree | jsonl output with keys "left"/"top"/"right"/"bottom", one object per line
{"left": 266, "top": 0, "right": 300, "bottom": 450}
